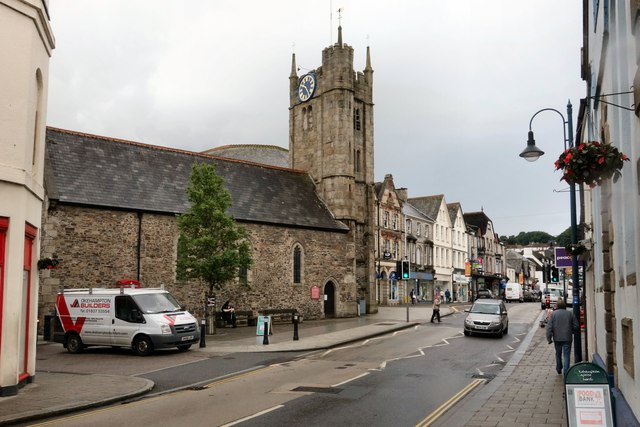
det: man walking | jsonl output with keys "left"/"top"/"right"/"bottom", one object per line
{"left": 430, "top": 295, "right": 441, "bottom": 323}
{"left": 546, "top": 299, "right": 579, "bottom": 375}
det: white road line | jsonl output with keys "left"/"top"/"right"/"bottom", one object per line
{"left": 476, "top": 368, "right": 484, "bottom": 376}
{"left": 221, "top": 405, "right": 284, "bottom": 426}
{"left": 506, "top": 344, "right": 514, "bottom": 350}
{"left": 332, "top": 372, "right": 370, "bottom": 387}
{"left": 496, "top": 355, "right": 505, "bottom": 363}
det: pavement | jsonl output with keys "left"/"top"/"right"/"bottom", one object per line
{"left": 0, "top": 303, "right": 569, "bottom": 426}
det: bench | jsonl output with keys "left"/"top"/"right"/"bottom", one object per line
{"left": 215, "top": 310, "right": 255, "bottom": 328}
{"left": 258, "top": 309, "right": 302, "bottom": 325}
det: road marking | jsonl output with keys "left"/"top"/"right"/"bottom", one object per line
{"left": 220, "top": 405, "right": 284, "bottom": 426}
{"left": 415, "top": 378, "right": 485, "bottom": 427}
{"left": 332, "top": 372, "right": 369, "bottom": 387}
{"left": 204, "top": 365, "right": 276, "bottom": 389}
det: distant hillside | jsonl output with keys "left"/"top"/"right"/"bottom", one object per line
{"left": 500, "top": 228, "right": 571, "bottom": 246}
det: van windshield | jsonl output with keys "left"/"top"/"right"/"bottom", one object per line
{"left": 133, "top": 293, "right": 182, "bottom": 314}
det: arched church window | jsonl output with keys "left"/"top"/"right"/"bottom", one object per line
{"left": 353, "top": 108, "right": 361, "bottom": 131}
{"left": 293, "top": 245, "right": 303, "bottom": 284}
{"left": 307, "top": 105, "right": 313, "bottom": 130}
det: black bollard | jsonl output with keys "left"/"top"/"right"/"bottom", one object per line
{"left": 293, "top": 313, "right": 299, "bottom": 341}
{"left": 263, "top": 321, "right": 269, "bottom": 345}
{"left": 199, "top": 319, "right": 206, "bottom": 348}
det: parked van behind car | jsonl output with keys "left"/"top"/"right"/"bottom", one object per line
{"left": 54, "top": 286, "right": 199, "bottom": 356}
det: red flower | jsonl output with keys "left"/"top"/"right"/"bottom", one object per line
{"left": 578, "top": 143, "right": 585, "bottom": 150}
{"left": 564, "top": 152, "right": 572, "bottom": 162}
{"left": 621, "top": 153, "right": 628, "bottom": 161}
{"left": 597, "top": 156, "right": 605, "bottom": 165}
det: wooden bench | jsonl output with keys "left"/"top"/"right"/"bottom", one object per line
{"left": 258, "top": 309, "right": 301, "bottom": 325}
{"left": 215, "top": 310, "right": 255, "bottom": 328}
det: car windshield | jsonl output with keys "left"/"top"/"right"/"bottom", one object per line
{"left": 470, "top": 303, "right": 501, "bottom": 315}
{"left": 132, "top": 293, "right": 182, "bottom": 314}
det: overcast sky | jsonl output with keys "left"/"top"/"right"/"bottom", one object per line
{"left": 47, "top": 1, "right": 584, "bottom": 237}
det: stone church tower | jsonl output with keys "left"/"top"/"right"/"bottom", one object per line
{"left": 289, "top": 26, "right": 377, "bottom": 313}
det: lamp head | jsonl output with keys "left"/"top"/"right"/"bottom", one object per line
{"left": 519, "top": 130, "right": 544, "bottom": 162}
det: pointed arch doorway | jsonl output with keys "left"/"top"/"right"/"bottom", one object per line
{"left": 323, "top": 281, "right": 336, "bottom": 317}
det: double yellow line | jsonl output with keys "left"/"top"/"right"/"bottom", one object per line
{"left": 415, "top": 378, "right": 485, "bottom": 427}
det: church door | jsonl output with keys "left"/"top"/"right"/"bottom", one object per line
{"left": 324, "top": 281, "right": 335, "bottom": 317}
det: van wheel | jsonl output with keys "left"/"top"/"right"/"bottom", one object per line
{"left": 177, "top": 344, "right": 191, "bottom": 352}
{"left": 504, "top": 326, "right": 508, "bottom": 335}
{"left": 66, "top": 333, "right": 83, "bottom": 354}
{"left": 132, "top": 335, "right": 153, "bottom": 356}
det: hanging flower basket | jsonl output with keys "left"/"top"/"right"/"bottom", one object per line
{"left": 37, "top": 257, "right": 62, "bottom": 270}
{"left": 555, "top": 141, "right": 629, "bottom": 187}
{"left": 565, "top": 243, "right": 588, "bottom": 257}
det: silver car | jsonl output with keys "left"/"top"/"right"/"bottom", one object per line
{"left": 464, "top": 299, "right": 509, "bottom": 338}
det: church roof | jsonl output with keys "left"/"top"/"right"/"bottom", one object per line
{"left": 201, "top": 144, "right": 289, "bottom": 168}
{"left": 44, "top": 127, "right": 349, "bottom": 232}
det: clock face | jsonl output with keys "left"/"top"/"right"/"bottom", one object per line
{"left": 297, "top": 73, "right": 316, "bottom": 102}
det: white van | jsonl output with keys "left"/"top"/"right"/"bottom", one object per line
{"left": 54, "top": 287, "right": 199, "bottom": 356}
{"left": 505, "top": 283, "right": 523, "bottom": 303}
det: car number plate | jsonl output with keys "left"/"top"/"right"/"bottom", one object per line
{"left": 182, "top": 335, "right": 194, "bottom": 341}
{"left": 475, "top": 325, "right": 488, "bottom": 330}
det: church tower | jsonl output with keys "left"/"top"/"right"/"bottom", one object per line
{"left": 289, "top": 26, "right": 377, "bottom": 313}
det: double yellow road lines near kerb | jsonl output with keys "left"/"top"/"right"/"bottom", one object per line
{"left": 415, "top": 378, "right": 485, "bottom": 427}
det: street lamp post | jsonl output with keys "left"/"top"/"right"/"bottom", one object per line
{"left": 519, "top": 100, "right": 582, "bottom": 363}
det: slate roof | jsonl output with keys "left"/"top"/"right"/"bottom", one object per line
{"left": 44, "top": 127, "right": 349, "bottom": 232}
{"left": 447, "top": 202, "right": 462, "bottom": 224}
{"left": 407, "top": 195, "right": 443, "bottom": 219}
{"left": 202, "top": 144, "right": 289, "bottom": 168}
{"left": 403, "top": 201, "right": 434, "bottom": 222}
{"left": 463, "top": 211, "right": 491, "bottom": 236}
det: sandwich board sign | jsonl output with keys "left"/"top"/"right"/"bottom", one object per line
{"left": 565, "top": 362, "right": 614, "bottom": 427}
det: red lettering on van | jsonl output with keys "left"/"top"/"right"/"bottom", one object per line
{"left": 56, "top": 294, "right": 86, "bottom": 333}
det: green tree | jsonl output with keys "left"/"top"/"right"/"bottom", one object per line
{"left": 176, "top": 162, "right": 252, "bottom": 299}
{"left": 556, "top": 227, "right": 571, "bottom": 247}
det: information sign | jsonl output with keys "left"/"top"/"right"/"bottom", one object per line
{"left": 256, "top": 315, "right": 273, "bottom": 336}
{"left": 206, "top": 295, "right": 216, "bottom": 307}
{"left": 565, "top": 362, "right": 614, "bottom": 427}
{"left": 310, "top": 285, "right": 321, "bottom": 300}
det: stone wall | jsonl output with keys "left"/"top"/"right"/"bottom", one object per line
{"left": 39, "top": 203, "right": 357, "bottom": 328}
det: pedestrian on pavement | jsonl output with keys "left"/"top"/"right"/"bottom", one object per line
{"left": 546, "top": 299, "right": 579, "bottom": 375}
{"left": 410, "top": 290, "right": 417, "bottom": 305}
{"left": 439, "top": 289, "right": 444, "bottom": 302}
{"left": 430, "top": 296, "right": 441, "bottom": 323}
{"left": 445, "top": 289, "right": 451, "bottom": 303}
{"left": 221, "top": 299, "right": 237, "bottom": 328}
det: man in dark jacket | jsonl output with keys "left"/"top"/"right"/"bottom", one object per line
{"left": 546, "top": 299, "right": 579, "bottom": 375}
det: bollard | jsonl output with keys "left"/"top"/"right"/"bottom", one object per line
{"left": 199, "top": 319, "right": 206, "bottom": 348}
{"left": 293, "top": 313, "right": 299, "bottom": 341}
{"left": 406, "top": 305, "right": 409, "bottom": 322}
{"left": 263, "top": 321, "right": 269, "bottom": 345}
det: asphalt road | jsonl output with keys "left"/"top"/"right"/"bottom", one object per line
{"left": 34, "top": 302, "right": 541, "bottom": 427}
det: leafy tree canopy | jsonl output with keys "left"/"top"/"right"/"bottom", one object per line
{"left": 176, "top": 163, "right": 252, "bottom": 294}
{"left": 499, "top": 230, "right": 556, "bottom": 246}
